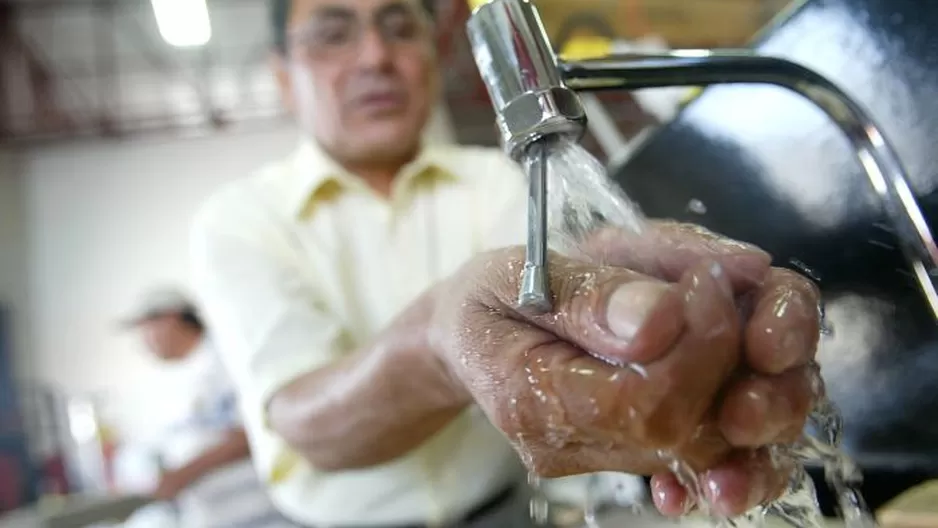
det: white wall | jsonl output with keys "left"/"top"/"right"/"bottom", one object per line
{"left": 20, "top": 124, "right": 299, "bottom": 441}
{"left": 18, "top": 105, "right": 458, "bottom": 443}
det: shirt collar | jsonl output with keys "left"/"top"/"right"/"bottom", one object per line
{"left": 287, "top": 138, "right": 462, "bottom": 218}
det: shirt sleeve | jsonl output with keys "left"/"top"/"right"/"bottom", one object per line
{"left": 190, "top": 206, "right": 347, "bottom": 427}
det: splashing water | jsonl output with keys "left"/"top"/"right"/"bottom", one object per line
{"left": 537, "top": 136, "right": 645, "bottom": 257}
{"left": 519, "top": 137, "right": 875, "bottom": 527}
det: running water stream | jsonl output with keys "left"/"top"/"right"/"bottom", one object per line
{"left": 518, "top": 137, "right": 877, "bottom": 528}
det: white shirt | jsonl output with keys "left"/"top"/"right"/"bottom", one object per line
{"left": 190, "top": 140, "right": 528, "bottom": 526}
{"left": 157, "top": 340, "right": 292, "bottom": 528}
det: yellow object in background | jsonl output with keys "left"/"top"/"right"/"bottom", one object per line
{"left": 467, "top": 0, "right": 490, "bottom": 10}
{"left": 559, "top": 36, "right": 612, "bottom": 61}
{"left": 682, "top": 87, "right": 705, "bottom": 104}
{"left": 878, "top": 479, "right": 938, "bottom": 527}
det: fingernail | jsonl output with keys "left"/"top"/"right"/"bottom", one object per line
{"left": 705, "top": 468, "right": 768, "bottom": 518}
{"left": 606, "top": 281, "right": 670, "bottom": 341}
{"left": 717, "top": 238, "right": 769, "bottom": 256}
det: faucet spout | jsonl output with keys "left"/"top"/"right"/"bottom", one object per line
{"left": 558, "top": 51, "right": 938, "bottom": 319}
{"left": 466, "top": 0, "right": 587, "bottom": 160}
{"left": 467, "top": 0, "right": 938, "bottom": 320}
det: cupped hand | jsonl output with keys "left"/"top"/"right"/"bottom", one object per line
{"left": 432, "top": 221, "right": 821, "bottom": 518}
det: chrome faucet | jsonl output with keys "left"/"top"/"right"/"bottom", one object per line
{"left": 467, "top": 0, "right": 938, "bottom": 320}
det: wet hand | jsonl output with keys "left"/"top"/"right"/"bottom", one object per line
{"left": 432, "top": 221, "right": 821, "bottom": 518}
{"left": 585, "top": 221, "right": 822, "bottom": 516}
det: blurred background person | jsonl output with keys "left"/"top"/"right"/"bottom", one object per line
{"left": 121, "top": 288, "right": 296, "bottom": 528}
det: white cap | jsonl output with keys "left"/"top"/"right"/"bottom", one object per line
{"left": 120, "top": 287, "right": 197, "bottom": 327}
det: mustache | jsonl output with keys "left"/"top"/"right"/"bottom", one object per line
{"left": 345, "top": 75, "right": 407, "bottom": 99}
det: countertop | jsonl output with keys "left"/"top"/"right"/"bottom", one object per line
{"left": 0, "top": 495, "right": 151, "bottom": 528}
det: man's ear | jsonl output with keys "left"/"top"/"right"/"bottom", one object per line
{"left": 270, "top": 52, "right": 295, "bottom": 113}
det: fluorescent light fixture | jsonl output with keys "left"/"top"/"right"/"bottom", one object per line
{"left": 151, "top": 0, "right": 213, "bottom": 48}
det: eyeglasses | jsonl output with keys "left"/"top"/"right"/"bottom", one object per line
{"left": 287, "top": 3, "right": 430, "bottom": 61}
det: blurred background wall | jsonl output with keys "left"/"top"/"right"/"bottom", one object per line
{"left": 19, "top": 127, "right": 298, "bottom": 440}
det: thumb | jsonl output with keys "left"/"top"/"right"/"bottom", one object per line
{"left": 485, "top": 248, "right": 687, "bottom": 365}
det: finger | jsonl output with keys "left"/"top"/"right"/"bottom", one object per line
{"left": 745, "top": 268, "right": 821, "bottom": 374}
{"left": 651, "top": 473, "right": 691, "bottom": 517}
{"left": 582, "top": 221, "right": 772, "bottom": 293}
{"left": 701, "top": 448, "right": 792, "bottom": 518}
{"left": 458, "top": 257, "right": 742, "bottom": 477}
{"left": 476, "top": 247, "right": 686, "bottom": 365}
{"left": 545, "top": 259, "right": 742, "bottom": 454}
{"left": 718, "top": 366, "right": 820, "bottom": 447}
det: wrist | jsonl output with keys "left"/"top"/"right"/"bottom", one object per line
{"left": 430, "top": 344, "right": 473, "bottom": 410}
{"left": 425, "top": 295, "right": 472, "bottom": 410}
{"left": 173, "top": 462, "right": 206, "bottom": 487}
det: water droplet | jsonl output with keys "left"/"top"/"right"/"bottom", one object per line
{"left": 819, "top": 302, "right": 834, "bottom": 336}
{"left": 527, "top": 472, "right": 551, "bottom": 525}
{"left": 686, "top": 198, "right": 708, "bottom": 215}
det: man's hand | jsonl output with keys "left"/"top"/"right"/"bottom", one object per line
{"left": 150, "top": 430, "right": 251, "bottom": 502}
{"left": 431, "top": 221, "right": 821, "bottom": 518}
{"left": 152, "top": 469, "right": 193, "bottom": 502}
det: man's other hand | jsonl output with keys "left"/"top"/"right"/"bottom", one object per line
{"left": 432, "top": 222, "right": 821, "bottom": 518}
{"left": 152, "top": 469, "right": 192, "bottom": 502}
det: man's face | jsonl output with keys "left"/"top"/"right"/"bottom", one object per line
{"left": 276, "top": 0, "right": 437, "bottom": 166}
{"left": 138, "top": 315, "right": 196, "bottom": 361}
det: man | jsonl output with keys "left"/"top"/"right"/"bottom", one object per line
{"left": 189, "top": 0, "right": 822, "bottom": 526}
{"left": 123, "top": 288, "right": 295, "bottom": 527}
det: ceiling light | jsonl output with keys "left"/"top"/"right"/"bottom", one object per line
{"left": 151, "top": 0, "right": 213, "bottom": 48}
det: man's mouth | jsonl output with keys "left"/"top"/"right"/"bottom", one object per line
{"left": 356, "top": 91, "right": 408, "bottom": 114}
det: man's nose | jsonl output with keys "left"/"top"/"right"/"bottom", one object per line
{"left": 356, "top": 29, "right": 393, "bottom": 69}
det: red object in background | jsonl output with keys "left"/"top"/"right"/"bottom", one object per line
{"left": 0, "top": 455, "right": 22, "bottom": 513}
{"left": 40, "top": 455, "right": 70, "bottom": 496}
{"left": 101, "top": 439, "right": 117, "bottom": 492}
